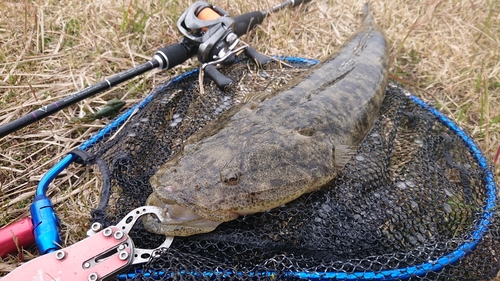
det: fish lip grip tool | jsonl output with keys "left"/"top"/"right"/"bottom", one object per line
{"left": 2, "top": 206, "right": 173, "bottom": 281}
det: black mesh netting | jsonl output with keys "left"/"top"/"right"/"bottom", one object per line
{"left": 82, "top": 56, "right": 499, "bottom": 280}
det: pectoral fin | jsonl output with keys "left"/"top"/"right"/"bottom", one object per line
{"left": 334, "top": 144, "right": 357, "bottom": 170}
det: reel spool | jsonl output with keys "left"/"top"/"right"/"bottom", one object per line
{"left": 177, "top": 1, "right": 238, "bottom": 64}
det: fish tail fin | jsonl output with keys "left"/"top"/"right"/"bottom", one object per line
{"left": 362, "top": 1, "right": 374, "bottom": 25}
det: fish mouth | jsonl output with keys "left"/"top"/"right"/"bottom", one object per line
{"left": 143, "top": 192, "right": 222, "bottom": 236}
{"left": 146, "top": 192, "right": 210, "bottom": 223}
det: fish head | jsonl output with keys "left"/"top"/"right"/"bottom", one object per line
{"left": 145, "top": 129, "right": 336, "bottom": 236}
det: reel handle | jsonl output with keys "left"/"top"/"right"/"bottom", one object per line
{"left": 204, "top": 64, "right": 233, "bottom": 89}
{"left": 245, "top": 46, "right": 272, "bottom": 65}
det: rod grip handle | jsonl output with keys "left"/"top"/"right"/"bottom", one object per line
{"left": 155, "top": 43, "right": 193, "bottom": 70}
{"left": 233, "top": 11, "right": 265, "bottom": 37}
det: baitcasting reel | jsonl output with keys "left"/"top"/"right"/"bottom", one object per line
{"left": 177, "top": 1, "right": 271, "bottom": 89}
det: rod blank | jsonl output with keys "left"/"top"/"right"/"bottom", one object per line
{"left": 0, "top": 60, "right": 159, "bottom": 138}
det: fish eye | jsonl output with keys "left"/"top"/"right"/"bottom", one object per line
{"left": 220, "top": 167, "right": 242, "bottom": 186}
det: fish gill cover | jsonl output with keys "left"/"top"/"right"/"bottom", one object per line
{"left": 79, "top": 56, "right": 499, "bottom": 281}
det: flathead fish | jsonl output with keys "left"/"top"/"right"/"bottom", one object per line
{"left": 144, "top": 3, "right": 389, "bottom": 236}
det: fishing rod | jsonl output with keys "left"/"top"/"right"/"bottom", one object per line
{"left": 0, "top": 0, "right": 311, "bottom": 139}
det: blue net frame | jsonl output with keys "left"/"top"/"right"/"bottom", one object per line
{"left": 33, "top": 57, "right": 497, "bottom": 280}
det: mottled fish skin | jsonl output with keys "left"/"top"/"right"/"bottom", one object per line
{"left": 144, "top": 3, "right": 389, "bottom": 236}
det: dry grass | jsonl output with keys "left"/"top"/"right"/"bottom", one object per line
{"left": 0, "top": 0, "right": 499, "bottom": 275}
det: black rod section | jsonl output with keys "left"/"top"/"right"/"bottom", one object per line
{"left": 0, "top": 60, "right": 159, "bottom": 138}
{"left": 234, "top": 0, "right": 312, "bottom": 36}
{"left": 0, "top": 0, "right": 312, "bottom": 138}
{"left": 263, "top": 0, "right": 312, "bottom": 15}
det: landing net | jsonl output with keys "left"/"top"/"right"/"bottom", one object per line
{"left": 77, "top": 56, "right": 498, "bottom": 280}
